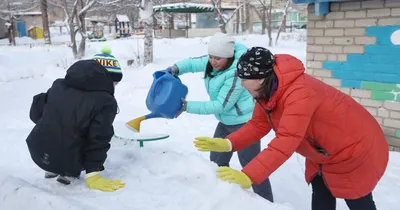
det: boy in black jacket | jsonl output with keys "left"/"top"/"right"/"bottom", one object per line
{"left": 26, "top": 47, "right": 125, "bottom": 192}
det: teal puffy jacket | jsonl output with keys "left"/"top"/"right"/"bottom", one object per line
{"left": 174, "top": 42, "right": 254, "bottom": 125}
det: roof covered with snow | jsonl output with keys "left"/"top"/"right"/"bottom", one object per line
{"left": 28, "top": 25, "right": 42, "bottom": 30}
{"left": 14, "top": 11, "right": 42, "bottom": 16}
{"left": 116, "top": 14, "right": 129, "bottom": 22}
{"left": 153, "top": 3, "right": 214, "bottom": 13}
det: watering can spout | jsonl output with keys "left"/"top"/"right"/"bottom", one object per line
{"left": 125, "top": 112, "right": 162, "bottom": 132}
{"left": 125, "top": 115, "right": 146, "bottom": 132}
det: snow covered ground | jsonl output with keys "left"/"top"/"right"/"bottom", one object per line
{"left": 0, "top": 33, "right": 399, "bottom": 210}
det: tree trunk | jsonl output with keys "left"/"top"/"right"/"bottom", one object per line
{"left": 70, "top": 26, "right": 78, "bottom": 58}
{"left": 9, "top": 18, "right": 16, "bottom": 46}
{"left": 245, "top": 3, "right": 252, "bottom": 34}
{"left": 41, "top": 0, "right": 51, "bottom": 44}
{"left": 275, "top": 14, "right": 286, "bottom": 46}
{"left": 143, "top": 17, "right": 153, "bottom": 65}
{"left": 267, "top": 2, "right": 273, "bottom": 47}
{"left": 77, "top": 38, "right": 86, "bottom": 58}
{"left": 219, "top": 18, "right": 227, "bottom": 34}
{"left": 235, "top": 2, "right": 240, "bottom": 34}
{"left": 169, "top": 14, "right": 174, "bottom": 30}
{"left": 212, "top": 0, "right": 227, "bottom": 34}
{"left": 261, "top": 8, "right": 266, "bottom": 35}
{"left": 142, "top": 0, "right": 154, "bottom": 65}
{"left": 77, "top": 14, "right": 87, "bottom": 58}
{"left": 275, "top": 0, "right": 291, "bottom": 46}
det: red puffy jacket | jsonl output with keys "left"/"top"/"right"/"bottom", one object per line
{"left": 227, "top": 54, "right": 389, "bottom": 199}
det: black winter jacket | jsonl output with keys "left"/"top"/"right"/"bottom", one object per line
{"left": 26, "top": 60, "right": 118, "bottom": 177}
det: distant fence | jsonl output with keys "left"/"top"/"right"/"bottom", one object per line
{"left": 0, "top": 41, "right": 74, "bottom": 47}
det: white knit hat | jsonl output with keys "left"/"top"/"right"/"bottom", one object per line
{"left": 208, "top": 32, "right": 235, "bottom": 58}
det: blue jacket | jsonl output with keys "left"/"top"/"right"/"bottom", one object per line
{"left": 174, "top": 43, "right": 254, "bottom": 125}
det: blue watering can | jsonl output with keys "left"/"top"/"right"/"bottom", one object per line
{"left": 126, "top": 70, "right": 188, "bottom": 132}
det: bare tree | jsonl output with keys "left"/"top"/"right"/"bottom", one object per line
{"left": 48, "top": 0, "right": 122, "bottom": 59}
{"left": 275, "top": 0, "right": 290, "bottom": 46}
{"left": 255, "top": 0, "right": 273, "bottom": 46}
{"left": 140, "top": 0, "right": 153, "bottom": 65}
{"left": 212, "top": 0, "right": 244, "bottom": 34}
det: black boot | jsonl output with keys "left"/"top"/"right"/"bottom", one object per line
{"left": 44, "top": 171, "right": 59, "bottom": 179}
{"left": 56, "top": 175, "right": 79, "bottom": 185}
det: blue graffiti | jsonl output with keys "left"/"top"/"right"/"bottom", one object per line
{"left": 323, "top": 25, "right": 400, "bottom": 88}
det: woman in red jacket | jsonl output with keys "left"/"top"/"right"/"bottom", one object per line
{"left": 194, "top": 47, "right": 389, "bottom": 210}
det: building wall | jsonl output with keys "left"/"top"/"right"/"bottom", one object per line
{"left": 195, "top": 12, "right": 219, "bottom": 28}
{"left": 22, "top": 15, "right": 43, "bottom": 29}
{"left": 306, "top": 0, "right": 400, "bottom": 151}
{"left": 0, "top": 19, "right": 7, "bottom": 38}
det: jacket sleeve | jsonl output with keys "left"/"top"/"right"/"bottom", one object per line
{"left": 227, "top": 102, "right": 271, "bottom": 150}
{"left": 174, "top": 55, "right": 209, "bottom": 75}
{"left": 83, "top": 101, "right": 117, "bottom": 173}
{"left": 185, "top": 75, "right": 245, "bottom": 115}
{"left": 241, "top": 87, "right": 318, "bottom": 185}
{"left": 29, "top": 92, "right": 48, "bottom": 124}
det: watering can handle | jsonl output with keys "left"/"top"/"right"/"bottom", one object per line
{"left": 153, "top": 80, "right": 162, "bottom": 95}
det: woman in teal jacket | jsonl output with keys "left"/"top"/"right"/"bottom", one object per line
{"left": 166, "top": 33, "right": 273, "bottom": 202}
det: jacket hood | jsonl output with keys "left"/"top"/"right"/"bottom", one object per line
{"left": 264, "top": 54, "right": 305, "bottom": 110}
{"left": 234, "top": 42, "right": 248, "bottom": 55}
{"left": 64, "top": 60, "right": 114, "bottom": 95}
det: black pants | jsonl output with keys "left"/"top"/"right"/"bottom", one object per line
{"left": 210, "top": 122, "right": 274, "bottom": 202}
{"left": 311, "top": 175, "right": 377, "bottom": 210}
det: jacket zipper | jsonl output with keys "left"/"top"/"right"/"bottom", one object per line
{"left": 266, "top": 110, "right": 277, "bottom": 131}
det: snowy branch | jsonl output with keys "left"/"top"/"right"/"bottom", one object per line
{"left": 250, "top": 4, "right": 262, "bottom": 20}
{"left": 283, "top": 0, "right": 290, "bottom": 16}
{"left": 211, "top": 0, "right": 244, "bottom": 24}
{"left": 78, "top": 0, "right": 96, "bottom": 17}
{"left": 96, "top": 0, "right": 122, "bottom": 5}
{"left": 257, "top": 0, "right": 268, "bottom": 9}
{"left": 71, "top": 0, "right": 79, "bottom": 20}
{"left": 225, "top": 3, "right": 244, "bottom": 23}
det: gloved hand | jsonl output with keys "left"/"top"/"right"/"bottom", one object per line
{"left": 161, "top": 66, "right": 179, "bottom": 77}
{"left": 85, "top": 172, "right": 126, "bottom": 192}
{"left": 175, "top": 98, "right": 187, "bottom": 118}
{"left": 193, "top": 136, "right": 232, "bottom": 152}
{"left": 216, "top": 166, "right": 252, "bottom": 189}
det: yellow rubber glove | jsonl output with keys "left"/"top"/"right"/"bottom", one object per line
{"left": 193, "top": 136, "right": 232, "bottom": 152}
{"left": 85, "top": 172, "right": 126, "bottom": 192}
{"left": 216, "top": 166, "right": 252, "bottom": 189}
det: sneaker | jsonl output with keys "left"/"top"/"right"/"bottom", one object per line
{"left": 56, "top": 175, "right": 78, "bottom": 185}
{"left": 44, "top": 171, "right": 59, "bottom": 179}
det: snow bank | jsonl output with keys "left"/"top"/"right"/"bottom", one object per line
{"left": 0, "top": 174, "right": 87, "bottom": 210}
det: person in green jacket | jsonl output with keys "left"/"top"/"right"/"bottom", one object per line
{"left": 165, "top": 32, "right": 274, "bottom": 202}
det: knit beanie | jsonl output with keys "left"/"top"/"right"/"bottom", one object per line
{"left": 237, "top": 47, "right": 275, "bottom": 79}
{"left": 208, "top": 32, "right": 235, "bottom": 58}
{"left": 92, "top": 46, "right": 123, "bottom": 82}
